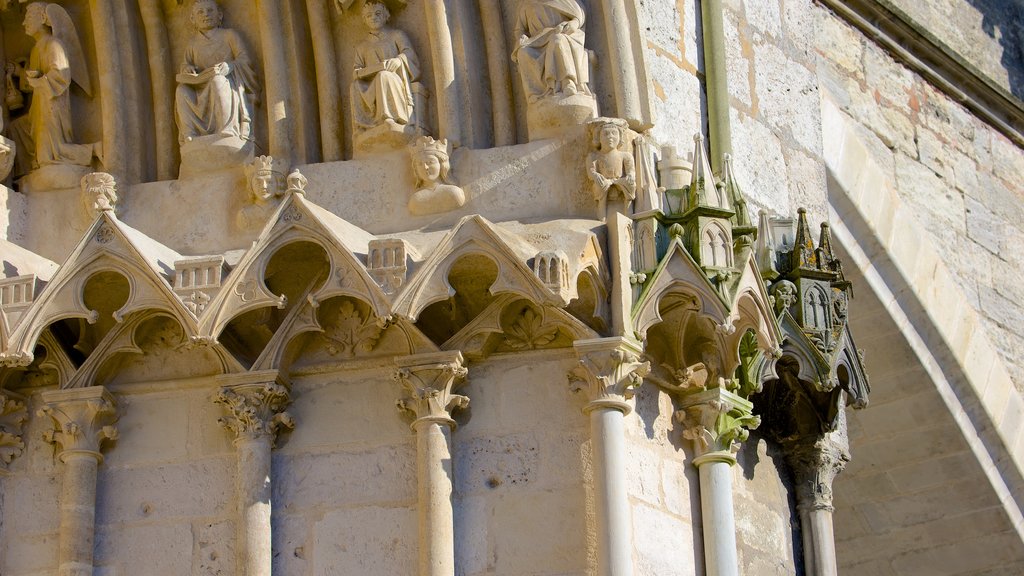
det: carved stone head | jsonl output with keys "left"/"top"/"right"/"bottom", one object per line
{"left": 190, "top": 0, "right": 223, "bottom": 32}
{"left": 23, "top": 3, "right": 48, "bottom": 36}
{"left": 409, "top": 136, "right": 452, "bottom": 188}
{"left": 361, "top": 1, "right": 390, "bottom": 30}
{"left": 588, "top": 117, "right": 629, "bottom": 152}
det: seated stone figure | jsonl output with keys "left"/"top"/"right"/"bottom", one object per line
{"left": 351, "top": 1, "right": 422, "bottom": 151}
{"left": 10, "top": 2, "right": 97, "bottom": 183}
{"left": 407, "top": 136, "right": 465, "bottom": 216}
{"left": 512, "top": 0, "right": 591, "bottom": 101}
{"left": 511, "top": 0, "right": 595, "bottom": 140}
{"left": 175, "top": 0, "right": 258, "bottom": 148}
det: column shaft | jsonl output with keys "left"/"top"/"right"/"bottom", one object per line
{"left": 89, "top": 0, "right": 126, "bottom": 178}
{"left": 415, "top": 420, "right": 456, "bottom": 576}
{"left": 237, "top": 435, "right": 273, "bottom": 576}
{"left": 423, "top": 0, "right": 462, "bottom": 146}
{"left": 257, "top": 0, "right": 295, "bottom": 160}
{"left": 139, "top": 0, "right": 175, "bottom": 181}
{"left": 697, "top": 459, "right": 739, "bottom": 576}
{"left": 801, "top": 508, "right": 837, "bottom": 575}
{"left": 590, "top": 407, "right": 633, "bottom": 576}
{"left": 599, "top": 0, "right": 643, "bottom": 126}
{"left": 477, "top": 0, "right": 515, "bottom": 146}
{"left": 306, "top": 0, "right": 343, "bottom": 161}
{"left": 58, "top": 452, "right": 99, "bottom": 576}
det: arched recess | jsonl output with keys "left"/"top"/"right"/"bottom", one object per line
{"left": 821, "top": 96, "right": 1024, "bottom": 564}
{"left": 199, "top": 194, "right": 390, "bottom": 341}
{"left": 392, "top": 215, "right": 566, "bottom": 323}
{"left": 1, "top": 214, "right": 199, "bottom": 367}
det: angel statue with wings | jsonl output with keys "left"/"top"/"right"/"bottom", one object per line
{"left": 10, "top": 2, "right": 97, "bottom": 174}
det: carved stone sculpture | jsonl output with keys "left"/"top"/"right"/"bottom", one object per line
{"left": 351, "top": 2, "right": 425, "bottom": 154}
{"left": 175, "top": 0, "right": 258, "bottom": 176}
{"left": 10, "top": 3, "right": 97, "bottom": 186}
{"left": 81, "top": 171, "right": 117, "bottom": 217}
{"left": 512, "top": 0, "right": 596, "bottom": 140}
{"left": 408, "top": 136, "right": 465, "bottom": 216}
{"left": 587, "top": 118, "right": 635, "bottom": 219}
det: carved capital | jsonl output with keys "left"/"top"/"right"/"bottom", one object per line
{"left": 675, "top": 388, "right": 760, "bottom": 464}
{"left": 394, "top": 351, "right": 469, "bottom": 428}
{"left": 215, "top": 372, "right": 294, "bottom": 444}
{"left": 0, "top": 391, "right": 28, "bottom": 471}
{"left": 38, "top": 387, "right": 118, "bottom": 463}
{"left": 569, "top": 337, "right": 651, "bottom": 414}
{"left": 785, "top": 439, "right": 849, "bottom": 513}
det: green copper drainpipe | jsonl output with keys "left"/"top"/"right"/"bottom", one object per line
{"left": 701, "top": 0, "right": 732, "bottom": 174}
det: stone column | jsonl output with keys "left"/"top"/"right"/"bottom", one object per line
{"left": 569, "top": 337, "right": 650, "bottom": 576}
{"left": 700, "top": 0, "right": 732, "bottom": 173}
{"left": 89, "top": 0, "right": 127, "bottom": 179}
{"left": 215, "top": 372, "right": 294, "bottom": 576}
{"left": 394, "top": 351, "right": 469, "bottom": 576}
{"left": 256, "top": 0, "right": 295, "bottom": 160}
{"left": 422, "top": 0, "right": 463, "bottom": 146}
{"left": 477, "top": 0, "right": 515, "bottom": 146}
{"left": 38, "top": 387, "right": 118, "bottom": 576}
{"left": 306, "top": 0, "right": 343, "bottom": 161}
{"left": 676, "top": 388, "right": 760, "bottom": 576}
{"left": 598, "top": 0, "right": 644, "bottom": 128}
{"left": 786, "top": 439, "right": 847, "bottom": 576}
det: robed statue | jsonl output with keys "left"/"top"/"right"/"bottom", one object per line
{"left": 511, "top": 0, "right": 591, "bottom": 101}
{"left": 11, "top": 2, "right": 97, "bottom": 175}
{"left": 175, "top": 0, "right": 258, "bottom": 146}
{"left": 351, "top": 2, "right": 420, "bottom": 136}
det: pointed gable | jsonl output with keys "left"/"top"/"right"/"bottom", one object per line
{"left": 392, "top": 215, "right": 566, "bottom": 321}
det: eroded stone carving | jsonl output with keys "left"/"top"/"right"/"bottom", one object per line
{"left": 352, "top": 2, "right": 425, "bottom": 153}
{"left": 587, "top": 118, "right": 635, "bottom": 218}
{"left": 175, "top": 0, "right": 258, "bottom": 173}
{"left": 10, "top": 3, "right": 98, "bottom": 181}
{"left": 408, "top": 136, "right": 465, "bottom": 216}
{"left": 0, "top": 392, "right": 28, "bottom": 470}
{"left": 512, "top": 0, "right": 596, "bottom": 140}
{"left": 38, "top": 387, "right": 119, "bottom": 460}
{"left": 81, "top": 171, "right": 117, "bottom": 217}
{"left": 394, "top": 351, "right": 469, "bottom": 425}
{"left": 568, "top": 337, "right": 650, "bottom": 413}
{"left": 215, "top": 380, "right": 294, "bottom": 443}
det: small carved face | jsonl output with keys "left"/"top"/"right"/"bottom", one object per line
{"left": 415, "top": 153, "right": 442, "bottom": 184}
{"left": 599, "top": 125, "right": 620, "bottom": 150}
{"left": 362, "top": 2, "right": 389, "bottom": 30}
{"left": 23, "top": 4, "right": 45, "bottom": 36}
{"left": 191, "top": 0, "right": 222, "bottom": 32}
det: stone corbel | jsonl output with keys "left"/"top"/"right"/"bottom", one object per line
{"left": 214, "top": 372, "right": 294, "bottom": 444}
{"left": 39, "top": 387, "right": 119, "bottom": 461}
{"left": 394, "top": 351, "right": 469, "bottom": 427}
{"left": 786, "top": 439, "right": 849, "bottom": 513}
{"left": 0, "top": 390, "right": 28, "bottom": 471}
{"left": 568, "top": 337, "right": 651, "bottom": 414}
{"left": 675, "top": 387, "right": 760, "bottom": 464}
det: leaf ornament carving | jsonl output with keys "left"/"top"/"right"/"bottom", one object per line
{"left": 503, "top": 308, "right": 559, "bottom": 350}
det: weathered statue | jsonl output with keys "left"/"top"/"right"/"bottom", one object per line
{"left": 408, "top": 136, "right": 465, "bottom": 216}
{"left": 351, "top": 2, "right": 420, "bottom": 139}
{"left": 175, "top": 0, "right": 258, "bottom": 146}
{"left": 587, "top": 118, "right": 635, "bottom": 218}
{"left": 10, "top": 2, "right": 96, "bottom": 175}
{"left": 511, "top": 0, "right": 591, "bottom": 101}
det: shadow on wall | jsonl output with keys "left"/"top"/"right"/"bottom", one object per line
{"left": 969, "top": 0, "right": 1024, "bottom": 99}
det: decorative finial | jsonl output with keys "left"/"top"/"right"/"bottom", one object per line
{"left": 81, "top": 172, "right": 118, "bottom": 217}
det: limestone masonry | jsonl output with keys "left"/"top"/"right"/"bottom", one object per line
{"left": 0, "top": 0, "right": 1022, "bottom": 574}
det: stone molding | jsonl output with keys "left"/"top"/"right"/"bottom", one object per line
{"left": 215, "top": 372, "right": 294, "bottom": 444}
{"left": 394, "top": 350, "right": 469, "bottom": 428}
{"left": 818, "top": 0, "right": 1024, "bottom": 148}
{"left": 38, "top": 386, "right": 118, "bottom": 463}
{"left": 568, "top": 337, "right": 651, "bottom": 415}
